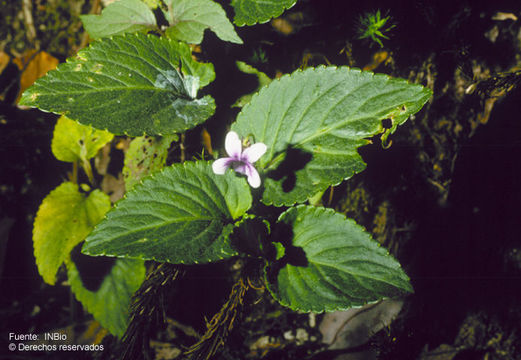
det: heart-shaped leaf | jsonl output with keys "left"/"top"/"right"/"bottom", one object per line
{"left": 163, "top": 0, "right": 242, "bottom": 44}
{"left": 231, "top": 66, "right": 432, "bottom": 206}
{"left": 265, "top": 205, "right": 413, "bottom": 312}
{"left": 82, "top": 161, "right": 252, "bottom": 264}
{"left": 33, "top": 182, "right": 111, "bottom": 285}
{"left": 81, "top": 0, "right": 157, "bottom": 39}
{"left": 19, "top": 33, "right": 215, "bottom": 136}
{"left": 231, "top": 0, "right": 298, "bottom": 26}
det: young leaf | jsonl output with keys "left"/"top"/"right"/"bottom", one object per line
{"left": 123, "top": 135, "right": 177, "bottom": 191}
{"left": 231, "top": 66, "right": 432, "bottom": 206}
{"left": 80, "top": 0, "right": 157, "bottom": 39}
{"left": 33, "top": 182, "right": 111, "bottom": 285}
{"left": 82, "top": 161, "right": 252, "bottom": 264}
{"left": 19, "top": 33, "right": 216, "bottom": 136}
{"left": 52, "top": 115, "right": 114, "bottom": 163}
{"left": 231, "top": 0, "right": 298, "bottom": 26}
{"left": 265, "top": 206, "right": 413, "bottom": 312}
{"left": 163, "top": 0, "right": 242, "bottom": 44}
{"left": 67, "top": 255, "right": 145, "bottom": 338}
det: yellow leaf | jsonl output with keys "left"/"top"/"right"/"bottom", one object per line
{"left": 363, "top": 50, "right": 390, "bottom": 72}
{"left": 33, "top": 182, "right": 111, "bottom": 285}
{"left": 0, "top": 52, "right": 10, "bottom": 74}
{"left": 13, "top": 50, "right": 59, "bottom": 102}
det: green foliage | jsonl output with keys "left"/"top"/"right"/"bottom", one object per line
{"left": 163, "top": 0, "right": 242, "bottom": 44}
{"left": 33, "top": 182, "right": 111, "bottom": 285}
{"left": 123, "top": 135, "right": 177, "bottom": 190}
{"left": 19, "top": 33, "right": 215, "bottom": 136}
{"left": 67, "top": 256, "right": 145, "bottom": 338}
{"left": 80, "top": 0, "right": 157, "bottom": 39}
{"left": 265, "top": 205, "right": 413, "bottom": 312}
{"left": 231, "top": 0, "right": 298, "bottom": 26}
{"left": 51, "top": 115, "right": 114, "bottom": 163}
{"left": 356, "top": 10, "right": 395, "bottom": 48}
{"left": 23, "top": 0, "right": 426, "bottom": 340}
{"left": 82, "top": 161, "right": 252, "bottom": 263}
{"left": 232, "top": 66, "right": 432, "bottom": 206}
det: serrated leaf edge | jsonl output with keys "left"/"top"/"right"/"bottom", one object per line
{"left": 233, "top": 0, "right": 298, "bottom": 26}
{"left": 82, "top": 161, "right": 243, "bottom": 264}
{"left": 235, "top": 66, "right": 431, "bottom": 206}
{"left": 264, "top": 204, "right": 413, "bottom": 313}
{"left": 20, "top": 33, "right": 216, "bottom": 137}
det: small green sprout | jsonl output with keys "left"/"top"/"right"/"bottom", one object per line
{"left": 356, "top": 10, "right": 395, "bottom": 48}
{"left": 250, "top": 48, "right": 268, "bottom": 64}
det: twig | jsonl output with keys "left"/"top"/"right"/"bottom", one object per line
{"left": 184, "top": 278, "right": 249, "bottom": 360}
{"left": 22, "top": 0, "right": 37, "bottom": 47}
{"left": 180, "top": 133, "right": 186, "bottom": 162}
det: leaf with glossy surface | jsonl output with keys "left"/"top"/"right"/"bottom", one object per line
{"left": 83, "top": 161, "right": 252, "bottom": 263}
{"left": 80, "top": 0, "right": 157, "bottom": 39}
{"left": 163, "top": 0, "right": 242, "bottom": 44}
{"left": 266, "top": 206, "right": 413, "bottom": 312}
{"left": 232, "top": 66, "right": 432, "bottom": 206}
{"left": 231, "top": 0, "right": 297, "bottom": 26}
{"left": 52, "top": 115, "right": 114, "bottom": 163}
{"left": 19, "top": 33, "right": 215, "bottom": 136}
{"left": 67, "top": 254, "right": 145, "bottom": 337}
{"left": 33, "top": 182, "right": 111, "bottom": 285}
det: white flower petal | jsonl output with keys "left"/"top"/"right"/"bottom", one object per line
{"left": 242, "top": 143, "right": 267, "bottom": 163}
{"left": 212, "top": 158, "right": 232, "bottom": 174}
{"left": 225, "top": 131, "right": 242, "bottom": 158}
{"left": 245, "top": 163, "right": 261, "bottom": 188}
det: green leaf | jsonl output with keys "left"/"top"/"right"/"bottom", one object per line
{"left": 33, "top": 182, "right": 111, "bottom": 285}
{"left": 231, "top": 66, "right": 432, "bottom": 206}
{"left": 231, "top": 0, "right": 297, "bottom": 26}
{"left": 52, "top": 115, "right": 114, "bottom": 163}
{"left": 67, "top": 254, "right": 145, "bottom": 337}
{"left": 80, "top": 0, "right": 157, "bottom": 39}
{"left": 82, "top": 161, "right": 252, "bottom": 264}
{"left": 232, "top": 61, "right": 272, "bottom": 108}
{"left": 19, "top": 33, "right": 216, "bottom": 136}
{"left": 265, "top": 205, "right": 413, "bottom": 312}
{"left": 163, "top": 0, "right": 242, "bottom": 44}
{"left": 123, "top": 135, "right": 177, "bottom": 191}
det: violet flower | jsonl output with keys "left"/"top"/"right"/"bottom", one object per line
{"left": 212, "top": 131, "right": 267, "bottom": 188}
